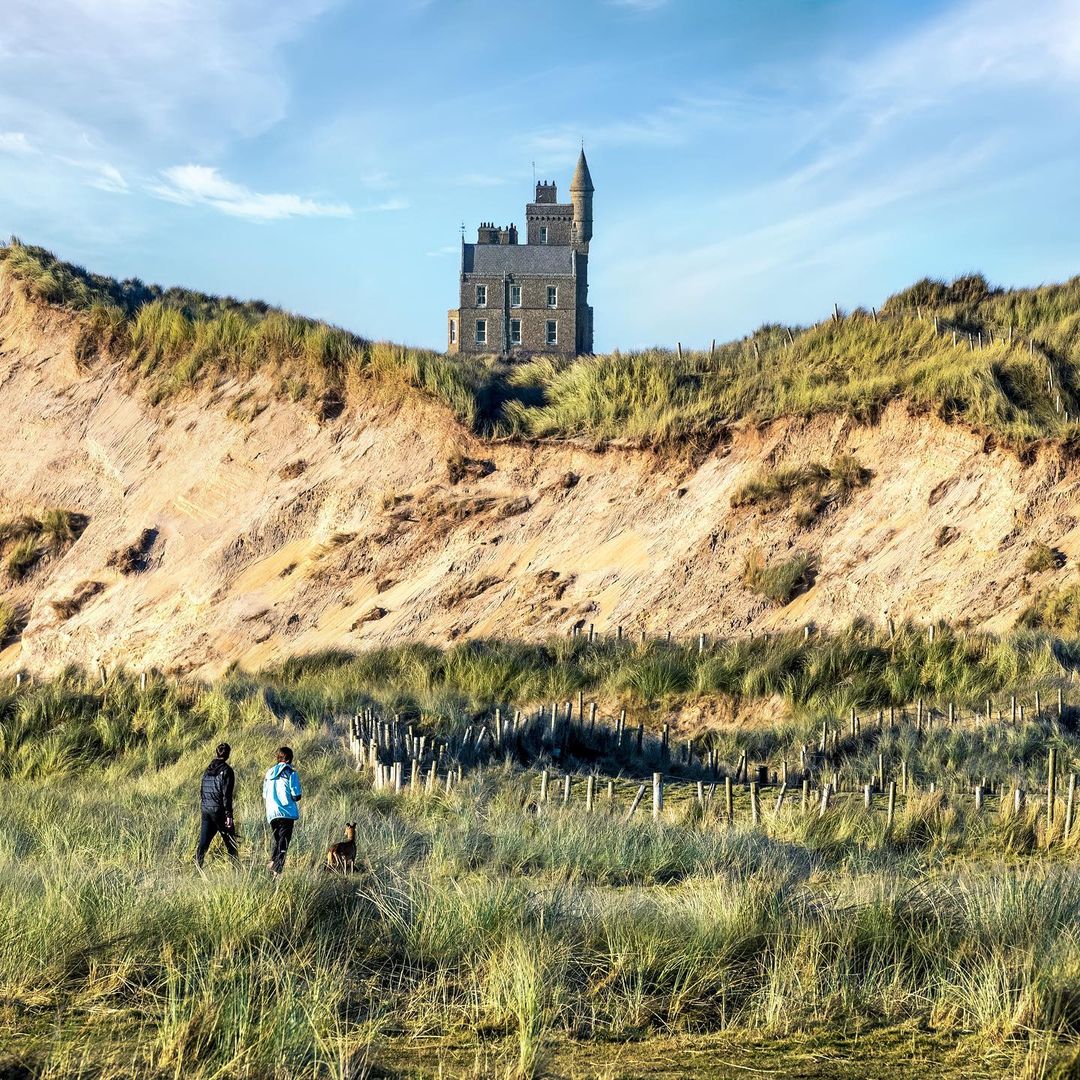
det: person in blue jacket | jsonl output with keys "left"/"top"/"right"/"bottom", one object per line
{"left": 262, "top": 746, "right": 302, "bottom": 876}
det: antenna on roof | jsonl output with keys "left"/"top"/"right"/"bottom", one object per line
{"left": 532, "top": 160, "right": 536, "bottom": 186}
{"left": 460, "top": 221, "right": 465, "bottom": 241}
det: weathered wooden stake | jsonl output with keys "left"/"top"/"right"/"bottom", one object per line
{"left": 1065, "top": 774, "right": 1076, "bottom": 839}
{"left": 887, "top": 781, "right": 896, "bottom": 829}
{"left": 539, "top": 768, "right": 550, "bottom": 804}
{"left": 725, "top": 776, "right": 734, "bottom": 824}
{"left": 652, "top": 772, "right": 664, "bottom": 821}
{"left": 586, "top": 774, "right": 596, "bottom": 813}
{"left": 1047, "top": 748, "right": 1058, "bottom": 827}
{"left": 750, "top": 782, "right": 760, "bottom": 826}
{"left": 562, "top": 773, "right": 572, "bottom": 807}
{"left": 626, "top": 783, "right": 646, "bottom": 820}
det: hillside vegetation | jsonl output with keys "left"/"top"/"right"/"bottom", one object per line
{"left": 5, "top": 649, "right": 1080, "bottom": 1077}
{"left": 5, "top": 239, "right": 1080, "bottom": 450}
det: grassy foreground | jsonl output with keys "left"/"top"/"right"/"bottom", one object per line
{"left": 5, "top": 239, "right": 1080, "bottom": 450}
{"left": 5, "top": 626, "right": 1080, "bottom": 1077}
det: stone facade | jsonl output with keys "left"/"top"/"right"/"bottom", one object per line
{"left": 448, "top": 150, "right": 594, "bottom": 359}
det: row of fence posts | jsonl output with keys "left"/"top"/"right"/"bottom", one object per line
{"left": 344, "top": 703, "right": 1079, "bottom": 841}
{"left": 518, "top": 757, "right": 1080, "bottom": 843}
{"left": 344, "top": 684, "right": 1075, "bottom": 804}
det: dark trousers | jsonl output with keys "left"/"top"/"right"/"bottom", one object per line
{"left": 196, "top": 810, "right": 238, "bottom": 867}
{"left": 269, "top": 817, "right": 295, "bottom": 873}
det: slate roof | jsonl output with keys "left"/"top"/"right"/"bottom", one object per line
{"left": 463, "top": 243, "right": 576, "bottom": 276}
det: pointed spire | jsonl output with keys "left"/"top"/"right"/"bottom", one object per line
{"left": 571, "top": 148, "right": 594, "bottom": 192}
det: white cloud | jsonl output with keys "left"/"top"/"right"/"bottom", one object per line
{"left": 0, "top": 132, "right": 34, "bottom": 155}
{"left": 57, "top": 156, "right": 129, "bottom": 193}
{"left": 846, "top": 0, "right": 1080, "bottom": 103}
{"left": 426, "top": 244, "right": 459, "bottom": 257}
{"left": 0, "top": 1, "right": 336, "bottom": 150}
{"left": 153, "top": 165, "right": 352, "bottom": 222}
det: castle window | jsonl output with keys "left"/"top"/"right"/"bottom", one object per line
{"left": 546, "top": 320, "right": 558, "bottom": 346}
{"left": 476, "top": 319, "right": 487, "bottom": 346}
{"left": 510, "top": 318, "right": 521, "bottom": 345}
{"left": 510, "top": 284, "right": 521, "bottom": 308}
{"left": 475, "top": 284, "right": 487, "bottom": 307}
{"left": 547, "top": 286, "right": 558, "bottom": 308}
{"left": 539, "top": 226, "right": 548, "bottom": 244}
{"left": 449, "top": 319, "right": 456, "bottom": 345}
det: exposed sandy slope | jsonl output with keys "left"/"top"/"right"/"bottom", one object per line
{"left": 1, "top": 278, "right": 1077, "bottom": 679}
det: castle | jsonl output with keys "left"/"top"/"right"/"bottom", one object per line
{"left": 447, "top": 149, "right": 594, "bottom": 358}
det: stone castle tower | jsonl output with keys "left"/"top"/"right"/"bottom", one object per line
{"left": 447, "top": 149, "right": 594, "bottom": 358}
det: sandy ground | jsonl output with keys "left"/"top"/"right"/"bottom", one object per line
{"left": 1, "top": 276, "right": 1077, "bottom": 679}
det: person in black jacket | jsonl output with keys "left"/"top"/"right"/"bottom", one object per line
{"left": 195, "top": 742, "right": 238, "bottom": 867}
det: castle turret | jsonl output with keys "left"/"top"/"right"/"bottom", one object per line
{"left": 570, "top": 149, "right": 594, "bottom": 252}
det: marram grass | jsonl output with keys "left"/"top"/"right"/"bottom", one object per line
{"left": 7, "top": 239, "right": 1080, "bottom": 451}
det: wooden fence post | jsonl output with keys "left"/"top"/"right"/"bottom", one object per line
{"left": 725, "top": 776, "right": 734, "bottom": 825}
{"left": 750, "top": 782, "right": 760, "bottom": 826}
{"left": 1065, "top": 774, "right": 1076, "bottom": 839}
{"left": 1047, "top": 748, "right": 1058, "bottom": 827}
{"left": 652, "top": 773, "right": 664, "bottom": 821}
{"left": 539, "top": 768, "right": 549, "bottom": 804}
{"left": 887, "top": 781, "right": 896, "bottom": 830}
{"left": 562, "top": 773, "right": 572, "bottom": 807}
{"left": 586, "top": 774, "right": 596, "bottom": 813}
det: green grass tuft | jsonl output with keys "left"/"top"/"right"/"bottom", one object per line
{"left": 741, "top": 549, "right": 815, "bottom": 605}
{"left": 1025, "top": 542, "right": 1063, "bottom": 574}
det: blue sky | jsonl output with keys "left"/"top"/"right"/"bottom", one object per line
{"left": 2, "top": 0, "right": 1080, "bottom": 352}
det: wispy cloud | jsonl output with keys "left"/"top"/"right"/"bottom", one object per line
{"left": 0, "top": 1, "right": 337, "bottom": 150}
{"left": 152, "top": 165, "right": 352, "bottom": 222}
{"left": 426, "top": 244, "right": 459, "bottom": 257}
{"left": 518, "top": 91, "right": 769, "bottom": 167}
{"left": 58, "top": 156, "right": 129, "bottom": 193}
{"left": 0, "top": 132, "right": 34, "bottom": 155}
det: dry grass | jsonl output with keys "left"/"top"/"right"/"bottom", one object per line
{"left": 1025, "top": 542, "right": 1063, "bottom": 574}
{"left": 8, "top": 241, "right": 1080, "bottom": 453}
{"left": 732, "top": 454, "right": 871, "bottom": 526}
{"left": 741, "top": 549, "right": 815, "bottom": 605}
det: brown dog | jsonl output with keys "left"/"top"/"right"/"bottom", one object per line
{"left": 325, "top": 822, "right": 357, "bottom": 873}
